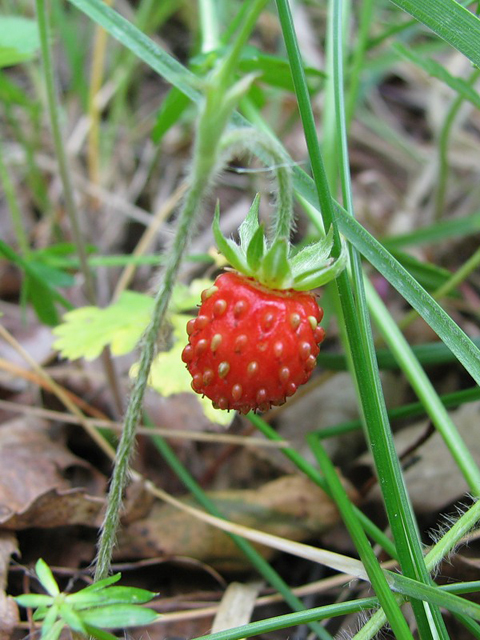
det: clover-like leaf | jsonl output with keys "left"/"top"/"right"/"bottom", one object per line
{"left": 53, "top": 291, "right": 154, "bottom": 360}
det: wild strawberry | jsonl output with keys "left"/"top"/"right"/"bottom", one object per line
{"left": 181, "top": 272, "right": 325, "bottom": 413}
{"left": 182, "top": 196, "right": 345, "bottom": 413}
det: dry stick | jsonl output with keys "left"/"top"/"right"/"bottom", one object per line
{"left": 0, "top": 325, "right": 114, "bottom": 461}
{"left": 0, "top": 358, "right": 109, "bottom": 421}
{"left": 0, "top": 399, "right": 289, "bottom": 449}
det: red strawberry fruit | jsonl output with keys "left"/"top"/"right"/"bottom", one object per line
{"left": 181, "top": 271, "right": 325, "bottom": 413}
{"left": 182, "top": 197, "right": 345, "bottom": 413}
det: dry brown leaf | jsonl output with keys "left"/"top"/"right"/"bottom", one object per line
{"left": 0, "top": 417, "right": 105, "bottom": 529}
{"left": 116, "top": 474, "right": 357, "bottom": 571}
{"left": 211, "top": 581, "right": 263, "bottom": 634}
{"left": 0, "top": 532, "right": 19, "bottom": 640}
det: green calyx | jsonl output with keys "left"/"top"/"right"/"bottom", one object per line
{"left": 213, "top": 195, "right": 347, "bottom": 291}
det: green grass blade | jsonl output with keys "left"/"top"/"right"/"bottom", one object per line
{"left": 308, "top": 437, "right": 413, "bottom": 639}
{"left": 382, "top": 211, "right": 480, "bottom": 249}
{"left": 313, "top": 385, "right": 480, "bottom": 439}
{"left": 275, "top": 0, "right": 442, "bottom": 633}
{"left": 248, "top": 413, "right": 398, "bottom": 559}
{"left": 393, "top": 41, "right": 480, "bottom": 111}
{"left": 366, "top": 278, "right": 480, "bottom": 493}
{"left": 145, "top": 416, "right": 333, "bottom": 640}
{"left": 389, "top": 0, "right": 480, "bottom": 67}
{"left": 67, "top": 0, "right": 201, "bottom": 102}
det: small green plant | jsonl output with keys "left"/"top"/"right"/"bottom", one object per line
{"left": 15, "top": 559, "right": 159, "bottom": 640}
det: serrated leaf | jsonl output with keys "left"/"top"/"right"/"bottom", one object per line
{"left": 136, "top": 315, "right": 233, "bottom": 427}
{"left": 246, "top": 224, "right": 266, "bottom": 271}
{"left": 238, "top": 193, "right": 261, "bottom": 249}
{"left": 35, "top": 559, "right": 60, "bottom": 597}
{"left": 260, "top": 239, "right": 292, "bottom": 288}
{"left": 289, "top": 227, "right": 334, "bottom": 278}
{"left": 53, "top": 291, "right": 154, "bottom": 360}
{"left": 69, "top": 586, "right": 156, "bottom": 608}
{"left": 15, "top": 594, "right": 53, "bottom": 608}
{"left": 79, "top": 604, "right": 159, "bottom": 628}
{"left": 212, "top": 202, "right": 248, "bottom": 272}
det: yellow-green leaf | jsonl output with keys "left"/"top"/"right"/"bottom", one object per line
{"left": 133, "top": 315, "right": 233, "bottom": 427}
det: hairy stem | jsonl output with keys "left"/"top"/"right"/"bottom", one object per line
{"left": 219, "top": 127, "right": 294, "bottom": 241}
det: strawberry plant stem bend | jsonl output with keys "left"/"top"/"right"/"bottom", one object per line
{"left": 94, "top": 0, "right": 270, "bottom": 581}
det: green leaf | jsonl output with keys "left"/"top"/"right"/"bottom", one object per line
{"left": 246, "top": 224, "right": 266, "bottom": 271}
{"left": 70, "top": 574, "right": 121, "bottom": 593}
{"left": 0, "top": 17, "right": 40, "bottom": 68}
{"left": 35, "top": 559, "right": 60, "bottom": 597}
{"left": 212, "top": 202, "right": 248, "bottom": 273}
{"left": 15, "top": 594, "right": 53, "bottom": 608}
{"left": 390, "top": 248, "right": 455, "bottom": 294}
{"left": 394, "top": 42, "right": 480, "bottom": 111}
{"left": 136, "top": 315, "right": 233, "bottom": 427}
{"left": 42, "top": 618, "right": 64, "bottom": 640}
{"left": 82, "top": 624, "right": 119, "bottom": 640}
{"left": 0, "top": 71, "right": 33, "bottom": 107}
{"left": 58, "top": 603, "right": 87, "bottom": 634}
{"left": 260, "top": 239, "right": 292, "bottom": 288}
{"left": 53, "top": 291, "right": 154, "bottom": 360}
{"left": 238, "top": 45, "right": 324, "bottom": 94}
{"left": 389, "top": 0, "right": 480, "bottom": 68}
{"left": 68, "top": 586, "right": 156, "bottom": 607}
{"left": 170, "top": 279, "right": 213, "bottom": 313}
{"left": 238, "top": 193, "right": 261, "bottom": 249}
{"left": 24, "top": 275, "right": 60, "bottom": 326}
{"left": 335, "top": 208, "right": 480, "bottom": 386}
{"left": 289, "top": 227, "right": 334, "bottom": 277}
{"left": 78, "top": 604, "right": 159, "bottom": 628}
{"left": 28, "top": 260, "right": 76, "bottom": 288}
{"left": 292, "top": 244, "right": 348, "bottom": 290}
{"left": 382, "top": 210, "right": 480, "bottom": 249}
{"left": 151, "top": 86, "right": 191, "bottom": 143}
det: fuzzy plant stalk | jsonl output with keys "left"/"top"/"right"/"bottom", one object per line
{"left": 94, "top": 0, "right": 269, "bottom": 581}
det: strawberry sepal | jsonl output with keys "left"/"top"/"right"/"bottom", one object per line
{"left": 213, "top": 196, "right": 346, "bottom": 291}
